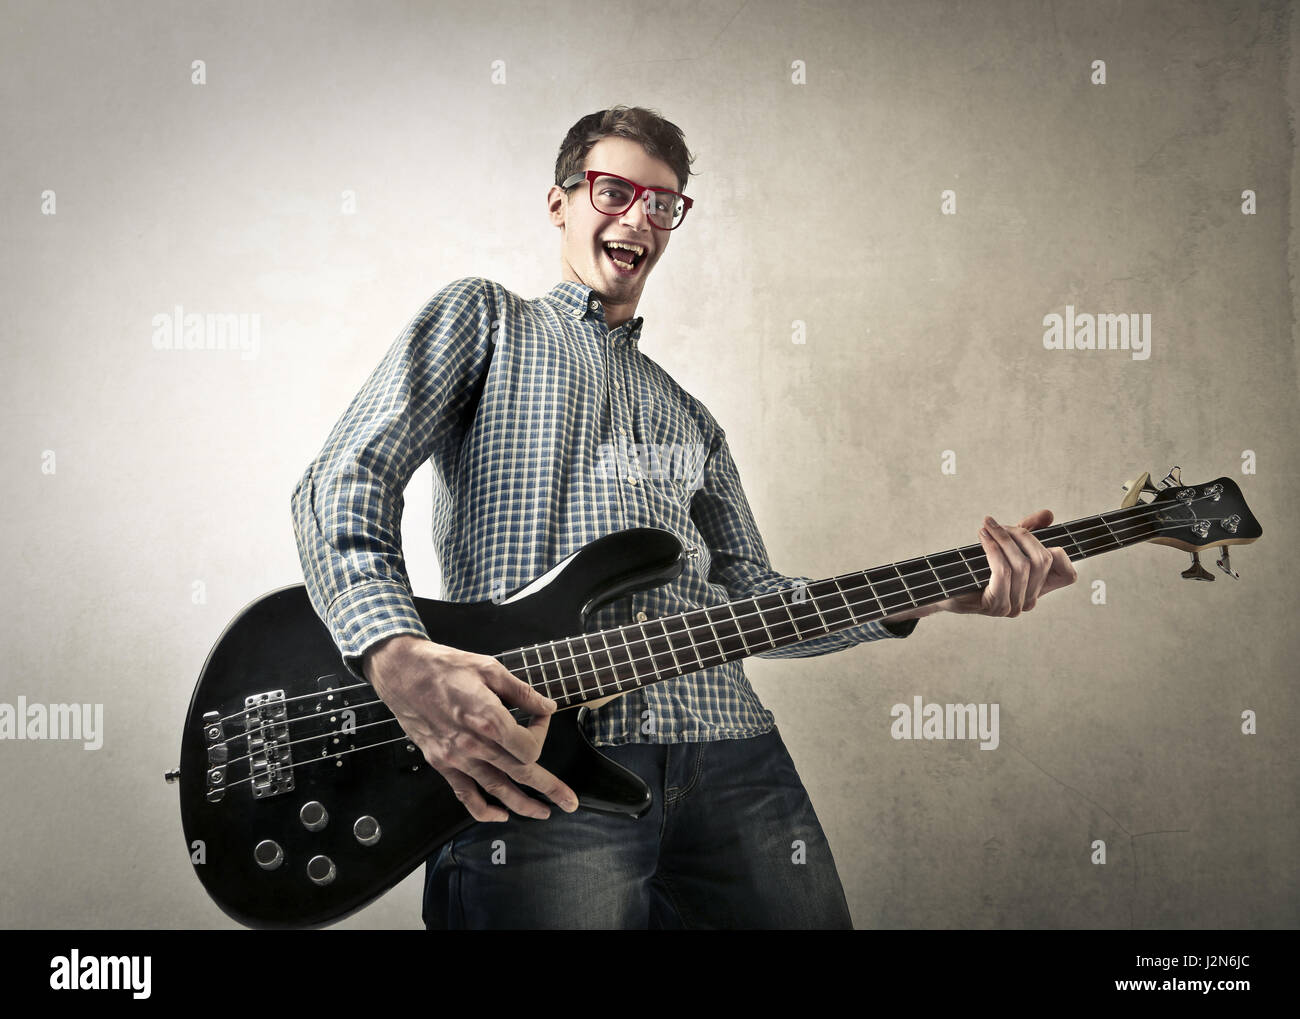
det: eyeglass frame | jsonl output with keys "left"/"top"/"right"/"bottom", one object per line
{"left": 560, "top": 169, "right": 694, "bottom": 231}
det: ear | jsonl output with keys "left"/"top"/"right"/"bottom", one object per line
{"left": 547, "top": 185, "right": 568, "bottom": 229}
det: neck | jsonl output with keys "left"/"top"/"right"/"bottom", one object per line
{"left": 495, "top": 501, "right": 1166, "bottom": 711}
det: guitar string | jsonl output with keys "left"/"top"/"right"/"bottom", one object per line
{"left": 206, "top": 496, "right": 1225, "bottom": 741}
{"left": 201, "top": 496, "right": 1229, "bottom": 781}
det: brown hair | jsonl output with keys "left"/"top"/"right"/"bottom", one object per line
{"left": 554, "top": 105, "right": 696, "bottom": 193}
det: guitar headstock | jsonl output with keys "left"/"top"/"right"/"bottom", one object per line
{"left": 1120, "top": 466, "right": 1262, "bottom": 580}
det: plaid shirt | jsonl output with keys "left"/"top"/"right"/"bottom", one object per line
{"left": 291, "top": 277, "right": 913, "bottom": 746}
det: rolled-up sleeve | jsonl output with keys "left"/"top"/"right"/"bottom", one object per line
{"left": 291, "top": 277, "right": 497, "bottom": 677}
{"left": 689, "top": 422, "right": 917, "bottom": 659}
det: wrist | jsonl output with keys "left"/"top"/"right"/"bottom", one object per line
{"left": 363, "top": 632, "right": 431, "bottom": 681}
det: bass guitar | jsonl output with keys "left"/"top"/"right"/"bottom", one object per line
{"left": 169, "top": 467, "right": 1260, "bottom": 928}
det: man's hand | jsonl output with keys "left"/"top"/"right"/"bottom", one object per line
{"left": 363, "top": 634, "right": 580, "bottom": 822}
{"left": 890, "top": 509, "right": 1078, "bottom": 622}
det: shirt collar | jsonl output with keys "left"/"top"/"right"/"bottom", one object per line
{"left": 544, "top": 281, "right": 643, "bottom": 341}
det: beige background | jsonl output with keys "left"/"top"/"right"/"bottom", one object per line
{"left": 2, "top": 0, "right": 1296, "bottom": 928}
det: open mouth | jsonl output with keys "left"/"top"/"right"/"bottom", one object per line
{"left": 603, "top": 240, "right": 648, "bottom": 276}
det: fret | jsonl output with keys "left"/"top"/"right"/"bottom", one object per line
{"left": 682, "top": 607, "right": 725, "bottom": 667}
{"left": 518, "top": 646, "right": 549, "bottom": 699}
{"left": 724, "top": 603, "right": 753, "bottom": 655}
{"left": 585, "top": 636, "right": 618, "bottom": 691}
{"left": 754, "top": 592, "right": 798, "bottom": 648}
{"left": 659, "top": 612, "right": 706, "bottom": 673}
{"left": 784, "top": 584, "right": 829, "bottom": 642}
{"left": 746, "top": 594, "right": 779, "bottom": 652}
{"left": 1067, "top": 517, "right": 1110, "bottom": 558}
{"left": 1096, "top": 512, "right": 1122, "bottom": 550}
{"left": 601, "top": 631, "right": 638, "bottom": 689}
{"left": 577, "top": 635, "right": 606, "bottom": 697}
{"left": 546, "top": 636, "right": 572, "bottom": 701}
{"left": 642, "top": 616, "right": 686, "bottom": 681}
{"left": 623, "top": 629, "right": 649, "bottom": 687}
{"left": 554, "top": 638, "right": 586, "bottom": 701}
{"left": 800, "top": 579, "right": 850, "bottom": 631}
{"left": 641, "top": 618, "right": 684, "bottom": 678}
{"left": 890, "top": 562, "right": 921, "bottom": 611}
{"left": 864, "top": 563, "right": 911, "bottom": 616}
{"left": 827, "top": 576, "right": 861, "bottom": 627}
{"left": 957, "top": 546, "right": 987, "bottom": 585}
{"left": 927, "top": 549, "right": 976, "bottom": 598}
{"left": 704, "top": 604, "right": 748, "bottom": 658}
{"left": 800, "top": 581, "right": 838, "bottom": 632}
{"left": 593, "top": 630, "right": 625, "bottom": 691}
{"left": 906, "top": 557, "right": 946, "bottom": 603}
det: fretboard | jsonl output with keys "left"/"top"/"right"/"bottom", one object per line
{"left": 495, "top": 503, "right": 1162, "bottom": 710}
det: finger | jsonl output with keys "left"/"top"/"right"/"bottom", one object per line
{"left": 978, "top": 524, "right": 1011, "bottom": 616}
{"left": 440, "top": 765, "right": 509, "bottom": 823}
{"left": 1041, "top": 546, "right": 1078, "bottom": 596}
{"left": 1017, "top": 508, "right": 1054, "bottom": 531}
{"left": 1002, "top": 528, "right": 1055, "bottom": 612}
{"left": 482, "top": 663, "right": 559, "bottom": 716}
{"left": 462, "top": 759, "right": 552, "bottom": 820}
{"left": 502, "top": 750, "right": 579, "bottom": 813}
{"left": 984, "top": 517, "right": 1030, "bottom": 615}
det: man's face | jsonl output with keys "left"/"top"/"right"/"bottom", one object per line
{"left": 548, "top": 136, "right": 679, "bottom": 318}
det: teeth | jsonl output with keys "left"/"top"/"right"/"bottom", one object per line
{"left": 604, "top": 241, "right": 646, "bottom": 256}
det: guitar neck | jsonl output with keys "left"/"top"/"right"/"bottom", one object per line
{"left": 495, "top": 503, "right": 1162, "bottom": 710}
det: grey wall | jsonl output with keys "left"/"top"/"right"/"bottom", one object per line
{"left": 2, "top": 0, "right": 1296, "bottom": 929}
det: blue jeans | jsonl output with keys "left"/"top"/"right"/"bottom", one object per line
{"left": 422, "top": 728, "right": 853, "bottom": 929}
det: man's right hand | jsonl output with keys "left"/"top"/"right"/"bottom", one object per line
{"left": 362, "top": 633, "right": 579, "bottom": 823}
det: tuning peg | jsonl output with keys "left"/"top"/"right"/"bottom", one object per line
{"left": 1157, "top": 466, "right": 1183, "bottom": 490}
{"left": 1215, "top": 546, "right": 1239, "bottom": 580}
{"left": 1181, "top": 550, "right": 1215, "bottom": 582}
{"left": 1120, "top": 471, "right": 1162, "bottom": 508}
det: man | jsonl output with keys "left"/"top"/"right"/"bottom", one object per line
{"left": 291, "top": 106, "right": 1076, "bottom": 929}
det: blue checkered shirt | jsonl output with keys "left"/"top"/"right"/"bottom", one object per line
{"left": 291, "top": 277, "right": 913, "bottom": 746}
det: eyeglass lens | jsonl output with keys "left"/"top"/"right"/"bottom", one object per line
{"left": 590, "top": 175, "right": 686, "bottom": 230}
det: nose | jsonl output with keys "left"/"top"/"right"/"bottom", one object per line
{"left": 618, "top": 193, "right": 652, "bottom": 232}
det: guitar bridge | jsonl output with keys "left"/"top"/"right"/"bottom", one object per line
{"left": 245, "top": 690, "right": 295, "bottom": 799}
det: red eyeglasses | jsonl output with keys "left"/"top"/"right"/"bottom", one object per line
{"left": 561, "top": 170, "right": 693, "bottom": 231}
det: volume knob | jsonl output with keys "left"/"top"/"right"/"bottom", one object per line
{"left": 354, "top": 815, "right": 382, "bottom": 846}
{"left": 299, "top": 800, "right": 328, "bottom": 831}
{"left": 307, "top": 855, "right": 336, "bottom": 886}
{"left": 254, "top": 840, "right": 283, "bottom": 871}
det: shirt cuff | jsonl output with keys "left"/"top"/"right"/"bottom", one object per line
{"left": 325, "top": 581, "right": 431, "bottom": 680}
{"left": 881, "top": 617, "right": 920, "bottom": 638}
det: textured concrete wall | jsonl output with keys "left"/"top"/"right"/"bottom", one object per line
{"left": 2, "top": 0, "right": 1295, "bottom": 929}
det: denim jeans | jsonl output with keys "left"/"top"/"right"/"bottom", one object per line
{"left": 421, "top": 728, "right": 853, "bottom": 929}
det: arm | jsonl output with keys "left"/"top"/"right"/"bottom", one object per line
{"left": 291, "top": 279, "right": 576, "bottom": 822}
{"left": 689, "top": 424, "right": 917, "bottom": 657}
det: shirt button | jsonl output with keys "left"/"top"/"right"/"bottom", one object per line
{"left": 628, "top": 477, "right": 638, "bottom": 487}
{"left": 611, "top": 380, "right": 621, "bottom": 391}
{"left": 588, "top": 299, "right": 599, "bottom": 311}
{"left": 635, "top": 611, "right": 648, "bottom": 623}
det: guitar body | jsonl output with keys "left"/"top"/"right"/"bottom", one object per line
{"left": 178, "top": 527, "right": 685, "bottom": 929}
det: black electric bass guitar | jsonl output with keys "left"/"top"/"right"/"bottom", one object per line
{"left": 170, "top": 467, "right": 1260, "bottom": 928}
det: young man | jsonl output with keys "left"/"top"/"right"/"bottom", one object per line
{"left": 291, "top": 106, "right": 1076, "bottom": 929}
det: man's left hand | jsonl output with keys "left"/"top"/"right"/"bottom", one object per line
{"left": 890, "top": 509, "right": 1078, "bottom": 622}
